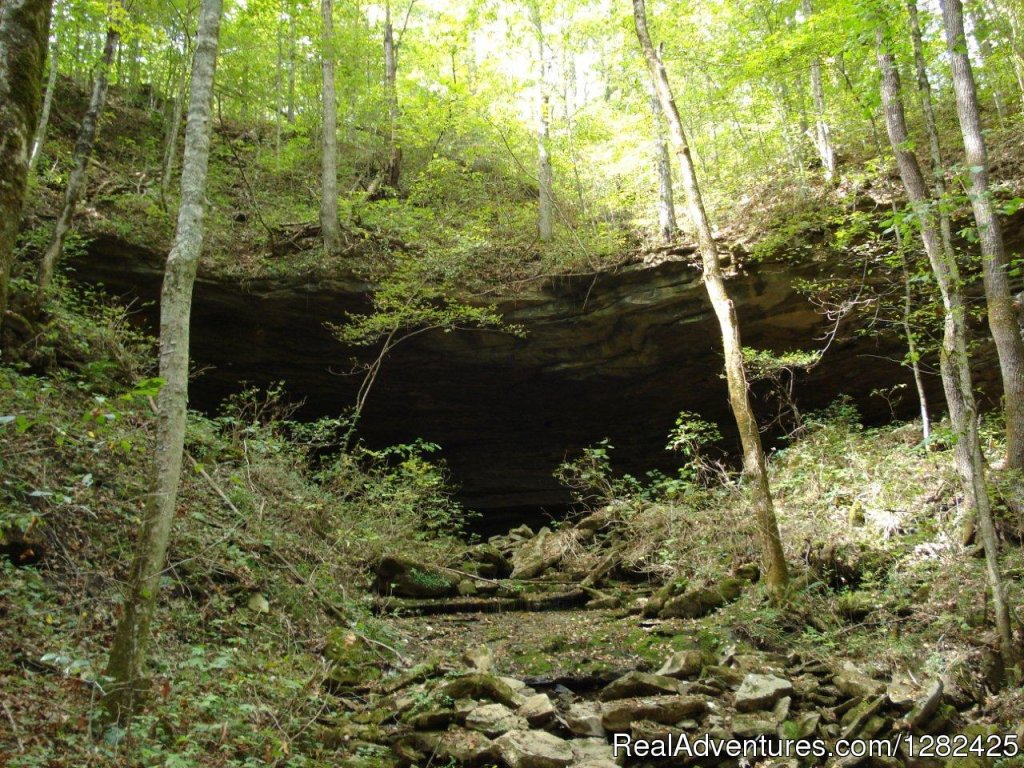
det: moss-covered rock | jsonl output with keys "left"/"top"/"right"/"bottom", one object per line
{"left": 373, "top": 555, "right": 457, "bottom": 598}
{"left": 324, "top": 629, "right": 381, "bottom": 691}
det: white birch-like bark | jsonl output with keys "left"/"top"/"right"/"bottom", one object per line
{"left": 103, "top": 0, "right": 225, "bottom": 719}
{"left": 28, "top": 36, "right": 57, "bottom": 176}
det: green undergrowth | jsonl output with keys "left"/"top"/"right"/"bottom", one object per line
{"left": 0, "top": 285, "right": 475, "bottom": 766}
{"left": 559, "top": 399, "right": 1023, "bottom": 726}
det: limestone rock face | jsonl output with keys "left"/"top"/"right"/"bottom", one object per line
{"left": 494, "top": 729, "right": 575, "bottom": 768}
{"left": 733, "top": 674, "right": 794, "bottom": 712}
{"left": 68, "top": 237, "right": 958, "bottom": 516}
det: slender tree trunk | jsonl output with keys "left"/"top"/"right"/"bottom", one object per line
{"left": 28, "top": 37, "right": 58, "bottom": 176}
{"left": 942, "top": 0, "right": 1024, "bottom": 473}
{"left": 287, "top": 9, "right": 296, "bottom": 123}
{"left": 907, "top": 0, "right": 975, "bottom": 500}
{"left": 876, "top": 28, "right": 1017, "bottom": 670}
{"left": 633, "top": 0, "right": 788, "bottom": 598}
{"left": 275, "top": 4, "right": 283, "bottom": 160}
{"left": 320, "top": 0, "right": 340, "bottom": 252}
{"left": 899, "top": 247, "right": 931, "bottom": 444}
{"left": 37, "top": 22, "right": 120, "bottom": 299}
{"left": 803, "top": 0, "right": 837, "bottom": 181}
{"left": 648, "top": 84, "right": 677, "bottom": 242}
{"left": 383, "top": 0, "right": 401, "bottom": 188}
{"left": 103, "top": 0, "right": 224, "bottom": 721}
{"left": 160, "top": 56, "right": 188, "bottom": 207}
{"left": 530, "top": 0, "right": 553, "bottom": 242}
{"left": 0, "top": 0, "right": 52, "bottom": 330}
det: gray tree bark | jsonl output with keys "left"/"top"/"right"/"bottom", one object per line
{"left": 907, "top": 0, "right": 974, "bottom": 505}
{"left": 320, "top": 0, "right": 340, "bottom": 252}
{"left": 28, "top": 37, "right": 57, "bottom": 176}
{"left": 103, "top": 0, "right": 224, "bottom": 720}
{"left": 633, "top": 0, "right": 789, "bottom": 598}
{"left": 0, "top": 0, "right": 52, "bottom": 328}
{"left": 942, "top": 0, "right": 1024, "bottom": 473}
{"left": 803, "top": 0, "right": 837, "bottom": 181}
{"left": 648, "top": 84, "right": 677, "bottom": 242}
{"left": 160, "top": 55, "right": 189, "bottom": 207}
{"left": 877, "top": 28, "right": 1017, "bottom": 670}
{"left": 37, "top": 22, "right": 120, "bottom": 298}
{"left": 529, "top": 0, "right": 554, "bottom": 242}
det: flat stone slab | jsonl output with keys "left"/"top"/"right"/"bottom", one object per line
{"left": 734, "top": 673, "right": 794, "bottom": 712}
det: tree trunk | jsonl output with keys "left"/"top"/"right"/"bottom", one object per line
{"left": 633, "top": 0, "right": 788, "bottom": 598}
{"left": 37, "top": 22, "right": 120, "bottom": 299}
{"left": 28, "top": 37, "right": 57, "bottom": 176}
{"left": 320, "top": 0, "right": 340, "bottom": 252}
{"left": 803, "top": 0, "right": 837, "bottom": 181}
{"left": 530, "top": 0, "right": 553, "bottom": 242}
{"left": 907, "top": 0, "right": 975, "bottom": 508}
{"left": 160, "top": 56, "right": 188, "bottom": 207}
{"left": 383, "top": 0, "right": 401, "bottom": 189}
{"left": 103, "top": 0, "right": 224, "bottom": 721}
{"left": 942, "top": 0, "right": 1024, "bottom": 473}
{"left": 287, "top": 8, "right": 296, "bottom": 123}
{"left": 0, "top": 0, "right": 52, "bottom": 329}
{"left": 648, "top": 85, "right": 677, "bottom": 242}
{"left": 876, "top": 27, "right": 1018, "bottom": 670}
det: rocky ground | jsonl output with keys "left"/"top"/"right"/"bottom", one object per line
{"left": 323, "top": 512, "right": 1024, "bottom": 767}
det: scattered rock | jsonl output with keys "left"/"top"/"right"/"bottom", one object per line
{"left": 511, "top": 527, "right": 573, "bottom": 580}
{"left": 658, "top": 577, "right": 746, "bottom": 619}
{"left": 900, "top": 679, "right": 943, "bottom": 732}
{"left": 462, "top": 645, "right": 495, "bottom": 673}
{"left": 399, "top": 728, "right": 497, "bottom": 764}
{"left": 494, "top": 729, "right": 574, "bottom": 768}
{"left": 731, "top": 712, "right": 778, "bottom": 738}
{"left": 733, "top": 674, "right": 794, "bottom": 712}
{"left": 518, "top": 693, "right": 557, "bottom": 726}
{"left": 599, "top": 671, "right": 682, "bottom": 701}
{"left": 601, "top": 695, "right": 708, "bottom": 732}
{"left": 565, "top": 701, "right": 606, "bottom": 737}
{"left": 441, "top": 673, "right": 526, "bottom": 708}
{"left": 323, "top": 629, "right": 379, "bottom": 690}
{"left": 841, "top": 695, "right": 888, "bottom": 739}
{"left": 657, "top": 650, "right": 705, "bottom": 679}
{"left": 246, "top": 593, "right": 269, "bottom": 613}
{"left": 465, "top": 703, "right": 527, "bottom": 737}
{"left": 571, "top": 737, "right": 622, "bottom": 766}
{"left": 784, "top": 711, "right": 821, "bottom": 740}
{"left": 833, "top": 662, "right": 886, "bottom": 699}
{"left": 373, "top": 556, "right": 456, "bottom": 598}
